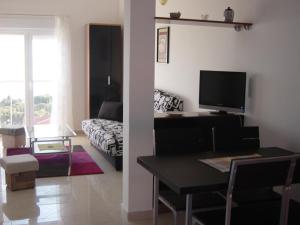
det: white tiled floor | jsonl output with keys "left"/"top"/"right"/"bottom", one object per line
{"left": 0, "top": 135, "right": 175, "bottom": 225}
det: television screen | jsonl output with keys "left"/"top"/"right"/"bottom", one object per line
{"left": 199, "top": 70, "right": 246, "bottom": 113}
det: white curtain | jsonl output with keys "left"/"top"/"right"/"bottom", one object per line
{"left": 51, "top": 16, "right": 74, "bottom": 128}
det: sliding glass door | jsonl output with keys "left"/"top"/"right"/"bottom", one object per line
{"left": 0, "top": 34, "right": 26, "bottom": 127}
{"left": 0, "top": 31, "right": 57, "bottom": 128}
{"left": 32, "top": 35, "right": 57, "bottom": 125}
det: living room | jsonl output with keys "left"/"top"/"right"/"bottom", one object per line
{"left": 0, "top": 0, "right": 300, "bottom": 224}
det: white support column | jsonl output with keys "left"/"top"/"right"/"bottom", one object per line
{"left": 122, "top": 0, "right": 156, "bottom": 219}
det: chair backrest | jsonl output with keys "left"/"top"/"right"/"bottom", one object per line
{"left": 154, "top": 127, "right": 212, "bottom": 156}
{"left": 154, "top": 127, "right": 212, "bottom": 193}
{"left": 229, "top": 156, "right": 292, "bottom": 191}
{"left": 293, "top": 155, "right": 300, "bottom": 184}
{"left": 213, "top": 126, "right": 260, "bottom": 152}
{"left": 224, "top": 155, "right": 294, "bottom": 225}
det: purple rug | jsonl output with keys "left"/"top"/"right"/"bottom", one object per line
{"left": 7, "top": 145, "right": 104, "bottom": 177}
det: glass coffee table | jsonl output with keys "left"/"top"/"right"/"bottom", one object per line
{"left": 26, "top": 124, "right": 77, "bottom": 174}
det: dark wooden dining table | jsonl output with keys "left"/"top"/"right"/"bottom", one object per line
{"left": 137, "top": 147, "right": 294, "bottom": 225}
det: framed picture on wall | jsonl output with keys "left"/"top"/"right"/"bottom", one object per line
{"left": 157, "top": 27, "right": 170, "bottom": 63}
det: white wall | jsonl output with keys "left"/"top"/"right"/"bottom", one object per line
{"left": 0, "top": 0, "right": 121, "bottom": 130}
{"left": 236, "top": 0, "right": 300, "bottom": 153}
{"left": 155, "top": 0, "right": 300, "bottom": 154}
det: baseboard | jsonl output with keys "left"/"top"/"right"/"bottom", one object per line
{"left": 121, "top": 203, "right": 153, "bottom": 221}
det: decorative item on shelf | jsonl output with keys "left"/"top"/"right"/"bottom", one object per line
{"left": 170, "top": 11, "right": 181, "bottom": 19}
{"left": 200, "top": 14, "right": 209, "bottom": 20}
{"left": 224, "top": 7, "right": 234, "bottom": 22}
{"left": 234, "top": 25, "right": 241, "bottom": 32}
{"left": 244, "top": 24, "right": 251, "bottom": 31}
{"left": 160, "top": 0, "right": 168, "bottom": 5}
{"left": 157, "top": 27, "right": 170, "bottom": 64}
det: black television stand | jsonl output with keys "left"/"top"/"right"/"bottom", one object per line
{"left": 155, "top": 112, "right": 245, "bottom": 128}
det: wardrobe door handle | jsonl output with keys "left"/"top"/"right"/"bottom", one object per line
{"left": 108, "top": 75, "right": 111, "bottom": 85}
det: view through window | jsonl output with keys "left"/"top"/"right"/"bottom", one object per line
{"left": 0, "top": 34, "right": 26, "bottom": 127}
{"left": 0, "top": 33, "right": 57, "bottom": 128}
{"left": 33, "top": 36, "right": 57, "bottom": 125}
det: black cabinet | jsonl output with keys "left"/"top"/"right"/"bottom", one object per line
{"left": 87, "top": 24, "right": 122, "bottom": 118}
{"left": 154, "top": 112, "right": 244, "bottom": 129}
{"left": 154, "top": 112, "right": 244, "bottom": 153}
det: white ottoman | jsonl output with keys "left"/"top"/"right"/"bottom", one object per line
{"left": 0, "top": 154, "right": 39, "bottom": 191}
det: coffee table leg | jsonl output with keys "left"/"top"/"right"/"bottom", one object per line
{"left": 67, "top": 137, "right": 72, "bottom": 176}
{"left": 185, "top": 194, "right": 193, "bottom": 225}
{"left": 69, "top": 138, "right": 72, "bottom": 150}
{"left": 29, "top": 138, "right": 32, "bottom": 153}
{"left": 153, "top": 176, "right": 159, "bottom": 225}
{"left": 30, "top": 138, "right": 37, "bottom": 154}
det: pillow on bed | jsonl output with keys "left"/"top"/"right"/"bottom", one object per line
{"left": 98, "top": 101, "right": 123, "bottom": 122}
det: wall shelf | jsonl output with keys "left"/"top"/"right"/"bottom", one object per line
{"left": 155, "top": 17, "right": 253, "bottom": 31}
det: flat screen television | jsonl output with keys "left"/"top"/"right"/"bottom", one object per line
{"left": 199, "top": 70, "right": 246, "bottom": 114}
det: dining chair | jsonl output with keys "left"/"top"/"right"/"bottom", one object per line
{"left": 212, "top": 126, "right": 260, "bottom": 152}
{"left": 192, "top": 155, "right": 295, "bottom": 225}
{"left": 287, "top": 200, "right": 300, "bottom": 225}
{"left": 292, "top": 156, "right": 300, "bottom": 183}
{"left": 283, "top": 154, "right": 300, "bottom": 225}
{"left": 213, "top": 126, "right": 283, "bottom": 205}
{"left": 155, "top": 127, "right": 213, "bottom": 155}
{"left": 154, "top": 128, "right": 225, "bottom": 225}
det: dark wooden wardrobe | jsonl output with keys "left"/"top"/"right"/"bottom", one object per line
{"left": 86, "top": 24, "right": 123, "bottom": 118}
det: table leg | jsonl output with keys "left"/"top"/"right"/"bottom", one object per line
{"left": 31, "top": 140, "right": 34, "bottom": 154}
{"left": 185, "top": 194, "right": 193, "bottom": 225}
{"left": 280, "top": 186, "right": 291, "bottom": 225}
{"left": 67, "top": 137, "right": 72, "bottom": 176}
{"left": 69, "top": 138, "right": 72, "bottom": 164}
{"left": 153, "top": 176, "right": 159, "bottom": 225}
{"left": 31, "top": 138, "right": 38, "bottom": 154}
{"left": 29, "top": 138, "right": 32, "bottom": 153}
{"left": 69, "top": 138, "right": 72, "bottom": 150}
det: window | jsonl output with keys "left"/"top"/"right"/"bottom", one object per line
{"left": 0, "top": 16, "right": 58, "bottom": 128}
{"left": 32, "top": 36, "right": 58, "bottom": 125}
{"left": 0, "top": 34, "right": 26, "bottom": 127}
